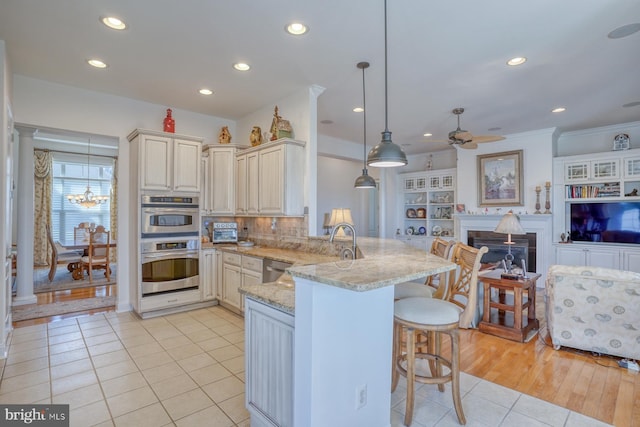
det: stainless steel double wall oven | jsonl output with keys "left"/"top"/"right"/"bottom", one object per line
{"left": 140, "top": 195, "right": 200, "bottom": 296}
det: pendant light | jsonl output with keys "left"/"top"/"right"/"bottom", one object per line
{"left": 367, "top": 0, "right": 407, "bottom": 168}
{"left": 66, "top": 138, "right": 109, "bottom": 208}
{"left": 354, "top": 61, "right": 377, "bottom": 189}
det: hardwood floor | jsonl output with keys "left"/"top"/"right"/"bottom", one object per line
{"left": 12, "top": 284, "right": 116, "bottom": 328}
{"left": 11, "top": 291, "right": 639, "bottom": 426}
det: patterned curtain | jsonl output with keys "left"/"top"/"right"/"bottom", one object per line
{"left": 109, "top": 158, "right": 118, "bottom": 261}
{"left": 34, "top": 150, "right": 53, "bottom": 266}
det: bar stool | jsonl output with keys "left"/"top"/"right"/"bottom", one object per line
{"left": 391, "top": 243, "right": 487, "bottom": 426}
{"left": 393, "top": 298, "right": 463, "bottom": 425}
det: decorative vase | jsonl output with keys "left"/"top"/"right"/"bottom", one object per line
{"left": 163, "top": 109, "right": 175, "bottom": 133}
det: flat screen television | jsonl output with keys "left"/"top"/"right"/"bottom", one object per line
{"left": 570, "top": 201, "right": 640, "bottom": 244}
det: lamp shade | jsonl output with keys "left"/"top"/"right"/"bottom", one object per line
{"left": 354, "top": 170, "right": 377, "bottom": 188}
{"left": 322, "top": 213, "right": 332, "bottom": 228}
{"left": 494, "top": 211, "right": 525, "bottom": 237}
{"left": 328, "top": 208, "right": 354, "bottom": 227}
{"left": 367, "top": 132, "right": 408, "bottom": 168}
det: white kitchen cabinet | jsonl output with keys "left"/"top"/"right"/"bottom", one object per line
{"left": 215, "top": 250, "right": 223, "bottom": 300}
{"left": 129, "top": 129, "right": 202, "bottom": 193}
{"left": 235, "top": 139, "right": 305, "bottom": 216}
{"left": 221, "top": 252, "right": 263, "bottom": 314}
{"left": 245, "top": 297, "right": 294, "bottom": 427}
{"left": 222, "top": 253, "right": 243, "bottom": 313}
{"left": 555, "top": 244, "right": 620, "bottom": 269}
{"left": 201, "top": 249, "right": 217, "bottom": 301}
{"left": 202, "top": 145, "right": 236, "bottom": 215}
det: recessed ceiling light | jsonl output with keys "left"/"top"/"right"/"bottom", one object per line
{"left": 423, "top": 133, "right": 432, "bottom": 137}
{"left": 320, "top": 119, "right": 333, "bottom": 124}
{"left": 285, "top": 22, "right": 308, "bottom": 35}
{"left": 551, "top": 107, "right": 566, "bottom": 113}
{"left": 608, "top": 23, "right": 640, "bottom": 39}
{"left": 488, "top": 127, "right": 501, "bottom": 132}
{"left": 623, "top": 101, "right": 640, "bottom": 108}
{"left": 199, "top": 89, "right": 213, "bottom": 95}
{"left": 507, "top": 57, "right": 527, "bottom": 66}
{"left": 100, "top": 16, "right": 127, "bottom": 30}
{"left": 353, "top": 107, "right": 364, "bottom": 113}
{"left": 87, "top": 59, "right": 108, "bottom": 68}
{"left": 401, "top": 143, "right": 411, "bottom": 147}
{"left": 233, "top": 62, "right": 251, "bottom": 71}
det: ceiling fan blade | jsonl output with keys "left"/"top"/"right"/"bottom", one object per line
{"left": 458, "top": 142, "right": 478, "bottom": 149}
{"left": 471, "top": 135, "right": 505, "bottom": 143}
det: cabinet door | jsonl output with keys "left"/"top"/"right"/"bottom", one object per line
{"left": 565, "top": 162, "right": 589, "bottom": 182}
{"left": 440, "top": 174, "right": 455, "bottom": 189}
{"left": 622, "top": 250, "right": 640, "bottom": 273}
{"left": 222, "top": 263, "right": 243, "bottom": 311}
{"left": 215, "top": 251, "right": 223, "bottom": 300}
{"left": 209, "top": 148, "right": 234, "bottom": 214}
{"left": 140, "top": 135, "right": 172, "bottom": 191}
{"left": 201, "top": 250, "right": 216, "bottom": 301}
{"left": 245, "top": 298, "right": 294, "bottom": 427}
{"left": 586, "top": 248, "right": 620, "bottom": 269}
{"left": 624, "top": 157, "right": 640, "bottom": 178}
{"left": 428, "top": 176, "right": 441, "bottom": 190}
{"left": 259, "top": 146, "right": 285, "bottom": 214}
{"left": 591, "top": 159, "right": 619, "bottom": 180}
{"left": 555, "top": 246, "right": 587, "bottom": 266}
{"left": 247, "top": 152, "right": 260, "bottom": 215}
{"left": 173, "top": 138, "right": 201, "bottom": 192}
{"left": 235, "top": 155, "right": 247, "bottom": 214}
{"left": 201, "top": 156, "right": 210, "bottom": 212}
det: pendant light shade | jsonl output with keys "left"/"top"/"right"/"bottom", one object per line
{"left": 367, "top": 0, "right": 407, "bottom": 168}
{"left": 354, "top": 61, "right": 377, "bottom": 189}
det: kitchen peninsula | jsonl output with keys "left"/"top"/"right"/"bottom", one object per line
{"left": 240, "top": 238, "right": 456, "bottom": 427}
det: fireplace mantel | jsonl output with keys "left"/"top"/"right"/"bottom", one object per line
{"left": 456, "top": 214, "right": 553, "bottom": 282}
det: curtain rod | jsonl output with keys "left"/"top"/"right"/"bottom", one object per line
{"left": 35, "top": 148, "right": 118, "bottom": 160}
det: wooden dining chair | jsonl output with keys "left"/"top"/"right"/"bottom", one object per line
{"left": 46, "top": 224, "right": 82, "bottom": 282}
{"left": 80, "top": 229, "right": 111, "bottom": 282}
{"left": 74, "top": 226, "right": 90, "bottom": 243}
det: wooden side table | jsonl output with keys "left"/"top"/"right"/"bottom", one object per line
{"left": 478, "top": 269, "right": 540, "bottom": 342}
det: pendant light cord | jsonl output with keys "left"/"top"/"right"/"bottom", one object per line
{"left": 384, "top": 0, "right": 389, "bottom": 133}
{"left": 362, "top": 64, "right": 367, "bottom": 164}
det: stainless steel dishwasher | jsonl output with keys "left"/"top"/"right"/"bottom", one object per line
{"left": 262, "top": 259, "right": 293, "bottom": 283}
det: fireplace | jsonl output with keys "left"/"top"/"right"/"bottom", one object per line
{"left": 468, "top": 230, "right": 536, "bottom": 271}
{"left": 456, "top": 214, "right": 553, "bottom": 281}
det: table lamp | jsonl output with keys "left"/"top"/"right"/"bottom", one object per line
{"left": 322, "top": 213, "right": 332, "bottom": 235}
{"left": 328, "top": 208, "right": 354, "bottom": 237}
{"left": 494, "top": 210, "right": 525, "bottom": 274}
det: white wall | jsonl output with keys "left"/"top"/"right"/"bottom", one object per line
{"left": 555, "top": 121, "right": 640, "bottom": 157}
{"left": 456, "top": 128, "right": 556, "bottom": 214}
{"left": 12, "top": 75, "right": 235, "bottom": 312}
{"left": 317, "top": 155, "right": 378, "bottom": 237}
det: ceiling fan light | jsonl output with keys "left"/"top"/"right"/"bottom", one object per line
{"left": 507, "top": 56, "right": 526, "bottom": 66}
{"left": 367, "top": 130, "right": 408, "bottom": 167}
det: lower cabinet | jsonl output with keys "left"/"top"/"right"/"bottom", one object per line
{"left": 201, "top": 249, "right": 217, "bottom": 301}
{"left": 555, "top": 243, "right": 640, "bottom": 271}
{"left": 245, "top": 297, "right": 294, "bottom": 427}
{"left": 221, "top": 251, "right": 263, "bottom": 314}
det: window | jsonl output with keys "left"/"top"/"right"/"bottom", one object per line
{"left": 51, "top": 153, "right": 114, "bottom": 242}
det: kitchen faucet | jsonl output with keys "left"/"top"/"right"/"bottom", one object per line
{"left": 329, "top": 222, "right": 357, "bottom": 260}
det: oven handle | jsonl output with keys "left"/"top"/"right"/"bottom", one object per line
{"left": 143, "top": 208, "right": 198, "bottom": 214}
{"left": 142, "top": 251, "right": 199, "bottom": 261}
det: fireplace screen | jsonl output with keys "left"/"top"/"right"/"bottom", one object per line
{"left": 468, "top": 231, "right": 536, "bottom": 271}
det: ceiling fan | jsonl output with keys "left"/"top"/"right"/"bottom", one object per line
{"left": 445, "top": 107, "right": 505, "bottom": 149}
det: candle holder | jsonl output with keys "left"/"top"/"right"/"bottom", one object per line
{"left": 534, "top": 187, "right": 541, "bottom": 214}
{"left": 544, "top": 182, "right": 552, "bottom": 214}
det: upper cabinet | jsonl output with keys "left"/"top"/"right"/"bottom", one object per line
{"left": 128, "top": 129, "right": 202, "bottom": 194}
{"left": 235, "top": 139, "right": 305, "bottom": 216}
{"left": 202, "top": 145, "right": 236, "bottom": 215}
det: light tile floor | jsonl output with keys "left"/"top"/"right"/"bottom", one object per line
{"left": 0, "top": 305, "right": 612, "bottom": 427}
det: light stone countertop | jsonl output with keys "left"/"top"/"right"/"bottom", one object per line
{"left": 234, "top": 237, "right": 455, "bottom": 315}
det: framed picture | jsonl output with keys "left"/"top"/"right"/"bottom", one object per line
{"left": 477, "top": 150, "right": 524, "bottom": 207}
{"left": 455, "top": 204, "right": 466, "bottom": 213}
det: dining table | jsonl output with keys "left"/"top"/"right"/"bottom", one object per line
{"left": 59, "top": 238, "right": 117, "bottom": 280}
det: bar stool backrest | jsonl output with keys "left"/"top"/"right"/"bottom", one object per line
{"left": 447, "top": 242, "right": 488, "bottom": 328}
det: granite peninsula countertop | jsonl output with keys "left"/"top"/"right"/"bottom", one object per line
{"left": 232, "top": 237, "right": 455, "bottom": 315}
